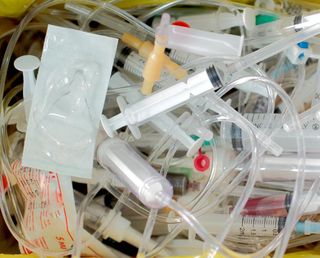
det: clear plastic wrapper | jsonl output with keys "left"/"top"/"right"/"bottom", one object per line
{"left": 22, "top": 25, "right": 117, "bottom": 178}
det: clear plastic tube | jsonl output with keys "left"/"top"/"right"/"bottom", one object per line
{"left": 138, "top": 140, "right": 178, "bottom": 257}
{"left": 190, "top": 98, "right": 261, "bottom": 247}
{"left": 66, "top": 2, "right": 155, "bottom": 36}
{"left": 146, "top": 115, "right": 257, "bottom": 256}
{"left": 35, "top": 13, "right": 80, "bottom": 29}
{"left": 164, "top": 197, "right": 231, "bottom": 258}
{"left": 65, "top": 3, "right": 137, "bottom": 34}
{"left": 219, "top": 76, "right": 307, "bottom": 258}
{"left": 138, "top": 0, "right": 245, "bottom": 22}
{"left": 72, "top": 183, "right": 103, "bottom": 257}
{"left": 225, "top": 22, "right": 320, "bottom": 74}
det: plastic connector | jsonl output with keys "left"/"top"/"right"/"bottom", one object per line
{"left": 121, "top": 32, "right": 187, "bottom": 87}
{"left": 14, "top": 55, "right": 40, "bottom": 120}
{"left": 141, "top": 13, "right": 177, "bottom": 94}
{"left": 74, "top": 192, "right": 164, "bottom": 252}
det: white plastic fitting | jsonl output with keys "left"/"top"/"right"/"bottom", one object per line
{"left": 151, "top": 112, "right": 213, "bottom": 157}
{"left": 74, "top": 192, "right": 163, "bottom": 252}
{"left": 283, "top": 102, "right": 320, "bottom": 132}
{"left": 14, "top": 55, "right": 40, "bottom": 119}
{"left": 285, "top": 43, "right": 311, "bottom": 65}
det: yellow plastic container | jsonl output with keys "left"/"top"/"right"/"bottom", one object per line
{"left": 0, "top": 0, "right": 35, "bottom": 17}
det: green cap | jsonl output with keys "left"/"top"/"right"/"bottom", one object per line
{"left": 255, "top": 14, "right": 279, "bottom": 26}
{"left": 190, "top": 135, "right": 214, "bottom": 147}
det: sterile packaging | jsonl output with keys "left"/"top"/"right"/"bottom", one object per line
{"left": 22, "top": 25, "right": 118, "bottom": 178}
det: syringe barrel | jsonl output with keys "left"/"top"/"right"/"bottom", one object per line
{"left": 97, "top": 138, "right": 173, "bottom": 209}
{"left": 180, "top": 12, "right": 241, "bottom": 31}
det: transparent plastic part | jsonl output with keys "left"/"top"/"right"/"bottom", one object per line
{"left": 34, "top": 61, "right": 100, "bottom": 152}
{"left": 97, "top": 138, "right": 173, "bottom": 209}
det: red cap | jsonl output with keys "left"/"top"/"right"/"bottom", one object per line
{"left": 194, "top": 149, "right": 210, "bottom": 172}
{"left": 172, "top": 20, "right": 190, "bottom": 28}
{"left": 2, "top": 175, "right": 8, "bottom": 192}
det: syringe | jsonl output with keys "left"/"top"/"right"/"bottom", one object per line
{"left": 117, "top": 87, "right": 213, "bottom": 156}
{"left": 255, "top": 153, "right": 320, "bottom": 181}
{"left": 258, "top": 11, "right": 320, "bottom": 36}
{"left": 243, "top": 193, "right": 320, "bottom": 217}
{"left": 101, "top": 67, "right": 222, "bottom": 140}
{"left": 163, "top": 21, "right": 244, "bottom": 58}
{"left": 169, "top": 213, "right": 320, "bottom": 237}
{"left": 194, "top": 93, "right": 283, "bottom": 156}
{"left": 178, "top": 8, "right": 261, "bottom": 32}
{"left": 232, "top": 112, "right": 320, "bottom": 153}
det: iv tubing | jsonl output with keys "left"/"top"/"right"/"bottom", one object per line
{"left": 138, "top": 141, "right": 178, "bottom": 257}
{"left": 0, "top": 1, "right": 311, "bottom": 257}
{"left": 72, "top": 183, "right": 103, "bottom": 257}
{"left": 147, "top": 75, "right": 306, "bottom": 257}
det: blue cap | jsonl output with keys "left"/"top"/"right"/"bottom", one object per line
{"left": 297, "top": 42, "right": 309, "bottom": 49}
{"left": 295, "top": 222, "right": 305, "bottom": 234}
{"left": 295, "top": 221, "right": 320, "bottom": 234}
{"left": 298, "top": 53, "right": 305, "bottom": 60}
